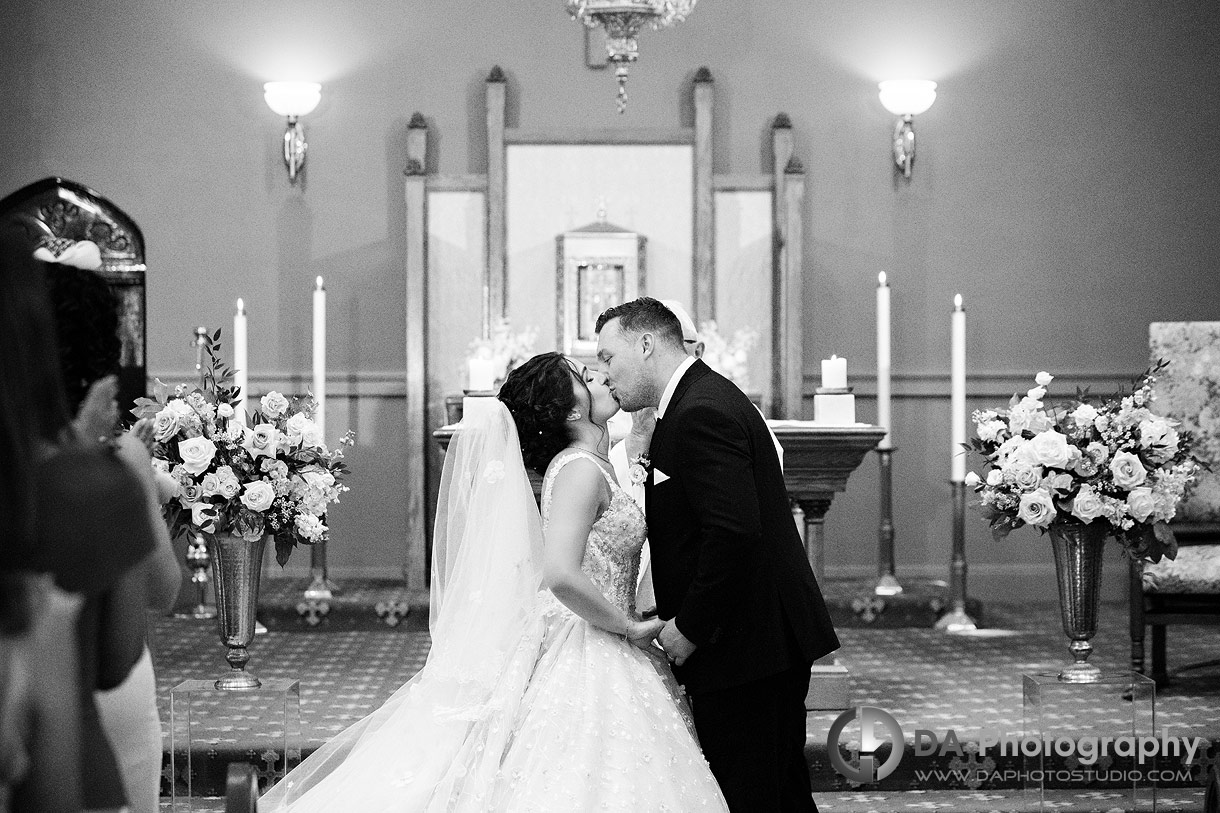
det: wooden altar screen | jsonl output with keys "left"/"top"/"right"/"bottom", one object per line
{"left": 401, "top": 67, "right": 809, "bottom": 597}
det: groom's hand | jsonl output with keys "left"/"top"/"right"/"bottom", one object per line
{"left": 658, "top": 619, "right": 697, "bottom": 666}
{"left": 626, "top": 618, "right": 665, "bottom": 651}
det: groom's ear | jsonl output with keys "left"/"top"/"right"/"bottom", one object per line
{"left": 638, "top": 331, "right": 654, "bottom": 358}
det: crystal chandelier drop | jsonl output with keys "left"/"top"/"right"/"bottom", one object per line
{"left": 566, "top": 0, "right": 697, "bottom": 113}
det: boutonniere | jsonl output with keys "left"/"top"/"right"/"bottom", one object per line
{"left": 628, "top": 453, "right": 650, "bottom": 486}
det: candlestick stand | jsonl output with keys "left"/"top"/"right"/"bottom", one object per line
{"left": 874, "top": 447, "right": 903, "bottom": 596}
{"left": 935, "top": 481, "right": 977, "bottom": 631}
{"left": 299, "top": 541, "right": 339, "bottom": 625}
{"left": 176, "top": 532, "right": 217, "bottom": 620}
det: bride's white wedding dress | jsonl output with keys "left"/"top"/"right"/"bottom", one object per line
{"left": 260, "top": 406, "right": 727, "bottom": 812}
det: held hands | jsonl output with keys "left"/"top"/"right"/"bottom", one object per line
{"left": 625, "top": 617, "right": 666, "bottom": 651}
{"left": 658, "top": 618, "right": 697, "bottom": 666}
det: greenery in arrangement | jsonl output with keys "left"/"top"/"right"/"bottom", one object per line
{"left": 964, "top": 362, "right": 1204, "bottom": 563}
{"left": 132, "top": 329, "right": 353, "bottom": 566}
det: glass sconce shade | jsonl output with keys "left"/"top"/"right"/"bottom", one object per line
{"left": 263, "top": 82, "right": 322, "bottom": 118}
{"left": 878, "top": 80, "right": 937, "bottom": 117}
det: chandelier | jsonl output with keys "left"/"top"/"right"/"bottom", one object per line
{"left": 566, "top": 0, "right": 697, "bottom": 113}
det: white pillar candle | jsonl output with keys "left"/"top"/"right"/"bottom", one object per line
{"left": 821, "top": 355, "right": 847, "bottom": 390}
{"left": 468, "top": 357, "right": 496, "bottom": 392}
{"left": 951, "top": 294, "right": 966, "bottom": 482}
{"left": 313, "top": 277, "right": 326, "bottom": 438}
{"left": 233, "top": 298, "right": 248, "bottom": 427}
{"left": 877, "top": 273, "right": 892, "bottom": 448}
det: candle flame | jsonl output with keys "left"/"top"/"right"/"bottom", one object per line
{"left": 830, "top": 354, "right": 838, "bottom": 360}
{"left": 953, "top": 293, "right": 963, "bottom": 310}
{"left": 316, "top": 276, "right": 324, "bottom": 290}
{"left": 237, "top": 297, "right": 244, "bottom": 313}
{"left": 878, "top": 272, "right": 887, "bottom": 286}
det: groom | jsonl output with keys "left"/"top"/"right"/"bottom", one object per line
{"left": 595, "top": 297, "right": 839, "bottom": 811}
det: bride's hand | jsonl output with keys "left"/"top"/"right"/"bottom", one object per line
{"left": 625, "top": 617, "right": 665, "bottom": 650}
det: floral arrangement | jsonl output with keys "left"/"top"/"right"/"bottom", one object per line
{"left": 132, "top": 330, "right": 353, "bottom": 566}
{"left": 467, "top": 317, "right": 539, "bottom": 384}
{"left": 698, "top": 320, "right": 758, "bottom": 390}
{"left": 964, "top": 363, "right": 1203, "bottom": 562}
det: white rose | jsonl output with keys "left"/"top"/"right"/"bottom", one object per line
{"left": 215, "top": 466, "right": 241, "bottom": 500}
{"left": 217, "top": 403, "right": 234, "bottom": 419}
{"left": 1028, "top": 430, "right": 1070, "bottom": 469}
{"left": 152, "top": 407, "right": 181, "bottom": 442}
{"left": 1070, "top": 485, "right": 1106, "bottom": 523}
{"left": 1109, "top": 451, "right": 1148, "bottom": 489}
{"left": 964, "top": 471, "right": 981, "bottom": 488}
{"left": 239, "top": 481, "right": 276, "bottom": 512}
{"left": 1007, "top": 407, "right": 1034, "bottom": 435}
{"left": 260, "top": 391, "right": 290, "bottom": 419}
{"left": 1026, "top": 386, "right": 1047, "bottom": 402}
{"left": 1006, "top": 462, "right": 1043, "bottom": 491}
{"left": 301, "top": 424, "right": 325, "bottom": 449}
{"left": 1126, "top": 487, "right": 1156, "bottom": 523}
{"left": 1072, "top": 403, "right": 1099, "bottom": 427}
{"left": 200, "top": 473, "right": 222, "bottom": 497}
{"left": 191, "top": 502, "right": 218, "bottom": 533}
{"left": 1094, "top": 414, "right": 1110, "bottom": 433}
{"left": 1017, "top": 488, "right": 1057, "bottom": 528}
{"left": 243, "top": 424, "right": 279, "bottom": 460}
{"left": 285, "top": 412, "right": 313, "bottom": 443}
{"left": 986, "top": 469, "right": 1004, "bottom": 486}
{"left": 178, "top": 437, "right": 217, "bottom": 475}
{"left": 1035, "top": 371, "right": 1054, "bottom": 387}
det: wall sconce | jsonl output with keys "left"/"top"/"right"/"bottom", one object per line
{"left": 263, "top": 81, "right": 322, "bottom": 181}
{"left": 878, "top": 80, "right": 937, "bottom": 179}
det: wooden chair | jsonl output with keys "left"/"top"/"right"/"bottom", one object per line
{"left": 1129, "top": 322, "right": 1220, "bottom": 686}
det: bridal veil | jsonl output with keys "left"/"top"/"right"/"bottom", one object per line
{"left": 259, "top": 401, "right": 545, "bottom": 811}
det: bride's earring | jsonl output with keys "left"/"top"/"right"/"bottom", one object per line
{"left": 566, "top": 409, "right": 582, "bottom": 422}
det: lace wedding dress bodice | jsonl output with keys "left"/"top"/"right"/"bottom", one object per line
{"left": 541, "top": 451, "right": 647, "bottom": 616}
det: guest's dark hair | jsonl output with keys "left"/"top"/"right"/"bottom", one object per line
{"left": 46, "top": 265, "right": 121, "bottom": 413}
{"left": 498, "top": 352, "right": 586, "bottom": 475}
{"left": 0, "top": 228, "right": 71, "bottom": 562}
{"left": 594, "top": 296, "right": 684, "bottom": 349}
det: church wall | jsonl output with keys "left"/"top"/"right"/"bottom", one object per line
{"left": 2, "top": 1, "right": 1217, "bottom": 601}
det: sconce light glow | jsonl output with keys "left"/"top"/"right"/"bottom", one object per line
{"left": 878, "top": 80, "right": 937, "bottom": 179}
{"left": 264, "top": 82, "right": 322, "bottom": 182}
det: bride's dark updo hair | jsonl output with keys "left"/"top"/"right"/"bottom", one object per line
{"left": 498, "top": 352, "right": 585, "bottom": 475}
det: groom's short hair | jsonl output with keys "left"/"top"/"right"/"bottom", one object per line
{"left": 595, "top": 297, "right": 685, "bottom": 349}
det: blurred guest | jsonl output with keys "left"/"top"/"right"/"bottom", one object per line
{"left": 0, "top": 229, "right": 166, "bottom": 813}
{"left": 45, "top": 251, "right": 180, "bottom": 813}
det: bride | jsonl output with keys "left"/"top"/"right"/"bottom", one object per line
{"left": 259, "top": 352, "right": 728, "bottom": 811}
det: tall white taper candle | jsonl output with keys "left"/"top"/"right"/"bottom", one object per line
{"left": 313, "top": 277, "right": 326, "bottom": 438}
{"left": 950, "top": 294, "right": 966, "bottom": 482}
{"left": 233, "top": 299, "right": 248, "bottom": 427}
{"left": 877, "top": 273, "right": 892, "bottom": 448}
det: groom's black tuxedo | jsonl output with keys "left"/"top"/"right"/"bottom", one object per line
{"left": 646, "top": 359, "right": 839, "bottom": 694}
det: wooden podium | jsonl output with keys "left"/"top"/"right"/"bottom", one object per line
{"left": 768, "top": 421, "right": 885, "bottom": 710}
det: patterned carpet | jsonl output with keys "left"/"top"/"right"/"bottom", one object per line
{"left": 152, "top": 581, "right": 1220, "bottom": 811}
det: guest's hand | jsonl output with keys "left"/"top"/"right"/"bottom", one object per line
{"left": 129, "top": 417, "right": 156, "bottom": 454}
{"left": 71, "top": 375, "right": 119, "bottom": 445}
{"left": 626, "top": 617, "right": 665, "bottom": 651}
{"left": 658, "top": 618, "right": 697, "bottom": 666}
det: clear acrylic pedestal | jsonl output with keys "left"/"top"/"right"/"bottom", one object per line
{"left": 1023, "top": 671, "right": 1157, "bottom": 812}
{"left": 170, "top": 678, "right": 301, "bottom": 811}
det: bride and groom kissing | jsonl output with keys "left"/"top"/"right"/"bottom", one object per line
{"left": 260, "top": 297, "right": 840, "bottom": 812}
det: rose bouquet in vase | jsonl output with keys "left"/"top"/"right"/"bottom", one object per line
{"left": 133, "top": 329, "right": 352, "bottom": 687}
{"left": 963, "top": 363, "right": 1202, "bottom": 681}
